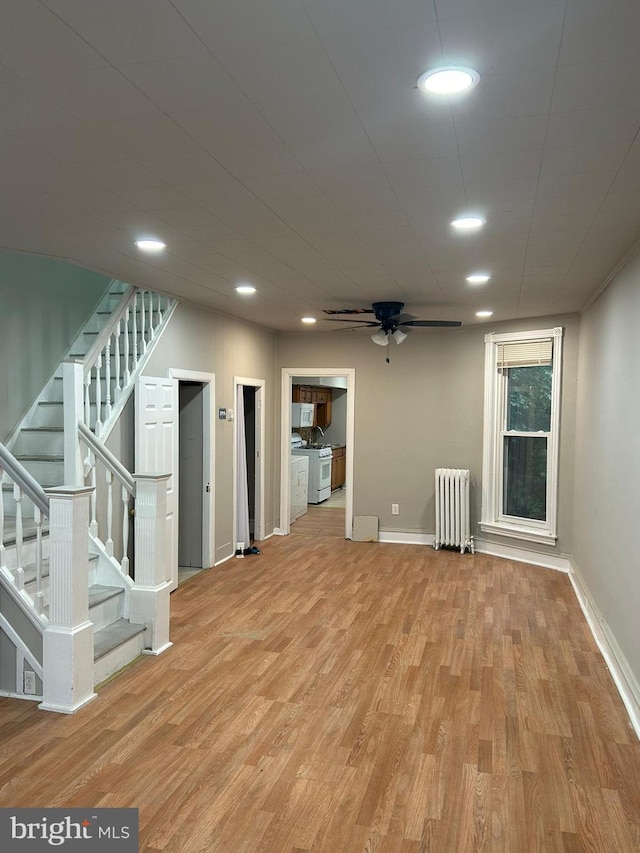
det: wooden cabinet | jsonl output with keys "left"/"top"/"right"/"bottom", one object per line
{"left": 292, "top": 385, "right": 332, "bottom": 426}
{"left": 315, "top": 397, "right": 332, "bottom": 428}
{"left": 292, "top": 385, "right": 313, "bottom": 403}
{"left": 331, "top": 445, "right": 346, "bottom": 491}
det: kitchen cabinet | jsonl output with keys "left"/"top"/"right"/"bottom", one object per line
{"left": 315, "top": 396, "right": 332, "bottom": 428}
{"left": 331, "top": 445, "right": 346, "bottom": 490}
{"left": 292, "top": 385, "right": 313, "bottom": 403}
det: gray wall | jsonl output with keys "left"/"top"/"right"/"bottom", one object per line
{"left": 277, "top": 313, "right": 579, "bottom": 553}
{"left": 573, "top": 253, "right": 640, "bottom": 684}
{"left": 141, "top": 302, "right": 278, "bottom": 564}
{"left": 0, "top": 251, "right": 111, "bottom": 442}
{"left": 323, "top": 388, "right": 347, "bottom": 447}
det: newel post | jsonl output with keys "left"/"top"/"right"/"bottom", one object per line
{"left": 129, "top": 474, "right": 173, "bottom": 655}
{"left": 63, "top": 360, "right": 85, "bottom": 486}
{"left": 40, "top": 486, "right": 96, "bottom": 714}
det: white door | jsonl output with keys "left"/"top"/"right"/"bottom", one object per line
{"left": 136, "top": 376, "right": 179, "bottom": 590}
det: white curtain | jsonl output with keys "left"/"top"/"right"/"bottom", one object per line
{"left": 236, "top": 385, "right": 250, "bottom": 550}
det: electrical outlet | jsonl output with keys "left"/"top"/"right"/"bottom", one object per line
{"left": 24, "top": 670, "right": 37, "bottom": 695}
{"left": 391, "top": 503, "right": 399, "bottom": 515}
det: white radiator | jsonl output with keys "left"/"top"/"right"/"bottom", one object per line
{"left": 433, "top": 468, "right": 474, "bottom": 554}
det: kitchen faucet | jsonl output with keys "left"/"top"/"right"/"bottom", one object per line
{"left": 316, "top": 425, "right": 325, "bottom": 438}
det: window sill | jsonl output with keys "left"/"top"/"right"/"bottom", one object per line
{"left": 479, "top": 522, "right": 557, "bottom": 546}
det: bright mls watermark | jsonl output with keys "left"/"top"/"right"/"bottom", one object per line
{"left": 0, "top": 809, "right": 138, "bottom": 850}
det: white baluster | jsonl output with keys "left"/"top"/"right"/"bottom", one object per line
{"left": 106, "top": 468, "right": 114, "bottom": 557}
{"left": 114, "top": 324, "right": 121, "bottom": 401}
{"left": 34, "top": 506, "right": 44, "bottom": 615}
{"left": 148, "top": 290, "right": 155, "bottom": 339}
{"left": 121, "top": 485, "right": 130, "bottom": 576}
{"left": 84, "top": 372, "right": 91, "bottom": 429}
{"left": 0, "top": 467, "right": 5, "bottom": 571}
{"left": 132, "top": 294, "right": 139, "bottom": 368}
{"left": 123, "top": 307, "right": 131, "bottom": 385}
{"left": 158, "top": 294, "right": 164, "bottom": 325}
{"left": 95, "top": 355, "right": 103, "bottom": 437}
{"left": 140, "top": 290, "right": 147, "bottom": 354}
{"left": 13, "top": 483, "right": 24, "bottom": 590}
{"left": 104, "top": 337, "right": 112, "bottom": 419}
{"left": 88, "top": 452, "right": 98, "bottom": 538}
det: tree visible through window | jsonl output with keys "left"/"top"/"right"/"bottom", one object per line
{"left": 503, "top": 364, "right": 552, "bottom": 520}
{"left": 481, "top": 328, "right": 563, "bottom": 544}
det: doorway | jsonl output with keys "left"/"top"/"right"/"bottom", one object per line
{"left": 168, "top": 369, "right": 216, "bottom": 584}
{"left": 234, "top": 377, "right": 265, "bottom": 552}
{"left": 178, "top": 381, "right": 204, "bottom": 574}
{"left": 279, "top": 368, "right": 355, "bottom": 539}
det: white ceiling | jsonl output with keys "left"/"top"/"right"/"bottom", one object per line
{"left": 2, "top": 0, "right": 640, "bottom": 332}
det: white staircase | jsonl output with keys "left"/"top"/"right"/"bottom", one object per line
{"left": 0, "top": 279, "right": 176, "bottom": 709}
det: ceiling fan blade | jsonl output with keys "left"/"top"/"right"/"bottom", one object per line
{"left": 330, "top": 324, "right": 376, "bottom": 332}
{"left": 399, "top": 320, "right": 462, "bottom": 328}
{"left": 322, "top": 308, "right": 375, "bottom": 315}
{"left": 325, "top": 318, "right": 378, "bottom": 326}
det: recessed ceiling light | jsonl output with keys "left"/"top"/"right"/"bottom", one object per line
{"left": 476, "top": 310, "right": 494, "bottom": 318}
{"left": 466, "top": 273, "right": 491, "bottom": 284}
{"left": 417, "top": 66, "right": 480, "bottom": 96}
{"left": 301, "top": 317, "right": 316, "bottom": 324}
{"left": 235, "top": 285, "right": 256, "bottom": 295}
{"left": 135, "top": 239, "right": 166, "bottom": 252}
{"left": 451, "top": 216, "right": 486, "bottom": 231}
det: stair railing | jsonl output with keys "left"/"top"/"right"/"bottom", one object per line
{"left": 0, "top": 441, "right": 49, "bottom": 617}
{"left": 77, "top": 421, "right": 134, "bottom": 578}
{"left": 76, "top": 422, "right": 172, "bottom": 655}
{"left": 81, "top": 287, "right": 174, "bottom": 442}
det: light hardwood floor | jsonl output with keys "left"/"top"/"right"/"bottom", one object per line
{"left": 1, "top": 535, "right": 639, "bottom": 852}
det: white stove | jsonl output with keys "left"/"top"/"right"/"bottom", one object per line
{"left": 291, "top": 435, "right": 332, "bottom": 503}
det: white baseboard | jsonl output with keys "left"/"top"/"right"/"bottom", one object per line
{"left": 568, "top": 558, "right": 640, "bottom": 741}
{"left": 213, "top": 552, "right": 235, "bottom": 568}
{"left": 378, "top": 530, "right": 435, "bottom": 546}
{"left": 475, "top": 536, "right": 572, "bottom": 573}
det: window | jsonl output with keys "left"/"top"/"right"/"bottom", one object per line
{"left": 481, "top": 327, "right": 563, "bottom": 544}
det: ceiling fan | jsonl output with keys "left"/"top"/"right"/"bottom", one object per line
{"left": 324, "top": 302, "right": 462, "bottom": 348}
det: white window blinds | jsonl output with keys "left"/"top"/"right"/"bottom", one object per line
{"left": 497, "top": 338, "right": 553, "bottom": 369}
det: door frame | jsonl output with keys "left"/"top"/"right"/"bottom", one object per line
{"left": 233, "top": 377, "right": 266, "bottom": 547}
{"left": 279, "top": 367, "right": 355, "bottom": 538}
{"left": 168, "top": 368, "right": 216, "bottom": 570}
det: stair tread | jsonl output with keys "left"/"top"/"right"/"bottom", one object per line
{"left": 14, "top": 453, "right": 64, "bottom": 461}
{"left": 89, "top": 584, "right": 123, "bottom": 608}
{"left": 20, "top": 426, "right": 63, "bottom": 432}
{"left": 94, "top": 619, "right": 145, "bottom": 660}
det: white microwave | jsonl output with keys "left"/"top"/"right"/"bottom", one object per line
{"left": 292, "top": 402, "right": 314, "bottom": 427}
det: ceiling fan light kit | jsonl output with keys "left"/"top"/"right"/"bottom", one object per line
{"left": 325, "top": 301, "right": 461, "bottom": 360}
{"left": 371, "top": 329, "right": 389, "bottom": 346}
